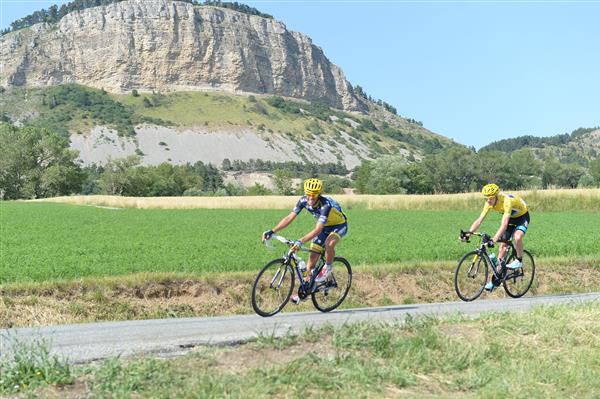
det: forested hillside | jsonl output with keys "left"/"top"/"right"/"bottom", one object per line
{"left": 1, "top": 0, "right": 598, "bottom": 200}
{"left": 480, "top": 127, "right": 599, "bottom": 160}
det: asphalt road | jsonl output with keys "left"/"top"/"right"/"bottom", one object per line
{"left": 1, "top": 292, "right": 599, "bottom": 364}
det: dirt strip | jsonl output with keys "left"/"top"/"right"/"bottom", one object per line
{"left": 1, "top": 257, "right": 598, "bottom": 328}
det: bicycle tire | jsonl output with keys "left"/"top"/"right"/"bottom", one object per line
{"left": 454, "top": 250, "right": 488, "bottom": 302}
{"left": 251, "top": 258, "right": 295, "bottom": 317}
{"left": 311, "top": 257, "right": 352, "bottom": 312}
{"left": 503, "top": 249, "right": 535, "bottom": 298}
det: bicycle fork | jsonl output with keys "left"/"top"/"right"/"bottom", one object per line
{"left": 269, "top": 263, "right": 288, "bottom": 289}
{"left": 468, "top": 253, "right": 482, "bottom": 278}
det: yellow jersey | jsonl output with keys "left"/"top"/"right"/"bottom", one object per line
{"left": 480, "top": 193, "right": 528, "bottom": 219}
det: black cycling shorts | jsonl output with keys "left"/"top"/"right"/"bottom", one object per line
{"left": 501, "top": 212, "right": 530, "bottom": 241}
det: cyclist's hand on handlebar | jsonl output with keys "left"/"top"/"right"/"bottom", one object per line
{"left": 459, "top": 230, "right": 470, "bottom": 242}
{"left": 291, "top": 240, "right": 302, "bottom": 252}
{"left": 492, "top": 234, "right": 501, "bottom": 246}
{"left": 262, "top": 230, "right": 274, "bottom": 242}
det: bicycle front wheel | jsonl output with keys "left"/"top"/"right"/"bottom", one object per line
{"left": 251, "top": 259, "right": 295, "bottom": 317}
{"left": 311, "top": 257, "right": 352, "bottom": 312}
{"left": 503, "top": 249, "right": 535, "bottom": 298}
{"left": 454, "top": 250, "right": 488, "bottom": 302}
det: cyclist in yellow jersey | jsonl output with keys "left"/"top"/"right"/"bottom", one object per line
{"left": 261, "top": 178, "right": 348, "bottom": 304}
{"left": 462, "top": 183, "right": 530, "bottom": 292}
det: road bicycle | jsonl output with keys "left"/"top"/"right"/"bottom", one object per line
{"left": 454, "top": 230, "right": 535, "bottom": 302}
{"left": 251, "top": 234, "right": 352, "bottom": 317}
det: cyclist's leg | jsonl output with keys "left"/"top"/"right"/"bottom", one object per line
{"left": 324, "top": 233, "right": 339, "bottom": 264}
{"left": 318, "top": 224, "right": 347, "bottom": 281}
{"left": 306, "top": 251, "right": 320, "bottom": 279}
{"left": 497, "top": 242, "right": 508, "bottom": 266}
{"left": 506, "top": 230, "right": 526, "bottom": 270}
{"left": 498, "top": 222, "right": 516, "bottom": 264}
{"left": 308, "top": 230, "right": 328, "bottom": 276}
{"left": 507, "top": 213, "right": 529, "bottom": 269}
{"left": 324, "top": 224, "right": 347, "bottom": 264}
{"left": 291, "top": 248, "right": 321, "bottom": 304}
{"left": 489, "top": 228, "right": 512, "bottom": 290}
{"left": 513, "top": 230, "right": 525, "bottom": 257}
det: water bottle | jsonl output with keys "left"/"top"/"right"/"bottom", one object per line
{"left": 489, "top": 253, "right": 498, "bottom": 267}
{"left": 297, "top": 257, "right": 308, "bottom": 278}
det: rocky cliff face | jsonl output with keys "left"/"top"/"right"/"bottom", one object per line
{"left": 0, "top": 0, "right": 367, "bottom": 112}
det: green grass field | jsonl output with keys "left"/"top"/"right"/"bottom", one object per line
{"left": 1, "top": 202, "right": 599, "bottom": 284}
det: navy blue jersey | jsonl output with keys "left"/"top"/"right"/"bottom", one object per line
{"left": 292, "top": 195, "right": 347, "bottom": 226}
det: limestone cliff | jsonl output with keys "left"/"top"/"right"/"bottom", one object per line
{"left": 0, "top": 0, "right": 367, "bottom": 112}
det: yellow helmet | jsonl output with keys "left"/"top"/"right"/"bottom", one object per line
{"left": 482, "top": 183, "right": 500, "bottom": 197}
{"left": 303, "top": 178, "right": 323, "bottom": 195}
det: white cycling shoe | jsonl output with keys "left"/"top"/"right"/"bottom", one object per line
{"left": 315, "top": 265, "right": 332, "bottom": 283}
{"left": 506, "top": 259, "right": 523, "bottom": 270}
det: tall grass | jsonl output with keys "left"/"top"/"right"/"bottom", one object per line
{"left": 33, "top": 187, "right": 600, "bottom": 211}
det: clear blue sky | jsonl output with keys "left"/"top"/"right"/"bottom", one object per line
{"left": 2, "top": 0, "right": 599, "bottom": 149}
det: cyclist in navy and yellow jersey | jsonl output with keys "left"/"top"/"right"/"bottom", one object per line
{"left": 262, "top": 178, "right": 348, "bottom": 304}
{"left": 462, "top": 183, "right": 530, "bottom": 292}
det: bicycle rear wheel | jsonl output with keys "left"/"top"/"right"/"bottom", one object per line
{"left": 251, "top": 259, "right": 294, "bottom": 317}
{"left": 503, "top": 249, "right": 535, "bottom": 298}
{"left": 311, "top": 257, "right": 352, "bottom": 312}
{"left": 454, "top": 250, "right": 488, "bottom": 301}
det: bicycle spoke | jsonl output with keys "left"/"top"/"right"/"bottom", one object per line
{"left": 503, "top": 250, "right": 535, "bottom": 298}
{"left": 455, "top": 251, "right": 487, "bottom": 301}
{"left": 252, "top": 259, "right": 294, "bottom": 317}
{"left": 312, "top": 257, "right": 352, "bottom": 312}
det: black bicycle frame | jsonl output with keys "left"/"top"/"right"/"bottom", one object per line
{"left": 461, "top": 230, "right": 523, "bottom": 283}
{"left": 478, "top": 239, "right": 523, "bottom": 282}
{"left": 287, "top": 251, "right": 326, "bottom": 294}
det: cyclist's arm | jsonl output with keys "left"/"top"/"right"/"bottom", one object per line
{"left": 268, "top": 198, "right": 305, "bottom": 236}
{"left": 492, "top": 197, "right": 513, "bottom": 242}
{"left": 468, "top": 207, "right": 489, "bottom": 234}
{"left": 493, "top": 214, "right": 510, "bottom": 242}
{"left": 271, "top": 212, "right": 297, "bottom": 234}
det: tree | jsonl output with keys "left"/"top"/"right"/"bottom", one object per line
{"left": 557, "top": 164, "right": 584, "bottom": 188}
{"left": 247, "top": 183, "right": 272, "bottom": 196}
{"left": 272, "top": 169, "right": 294, "bottom": 195}
{"left": 421, "top": 147, "right": 478, "bottom": 193}
{"left": 0, "top": 125, "right": 84, "bottom": 199}
{"left": 353, "top": 160, "right": 373, "bottom": 194}
{"left": 589, "top": 156, "right": 600, "bottom": 185}
{"left": 221, "top": 158, "right": 232, "bottom": 171}
{"left": 97, "top": 155, "right": 141, "bottom": 195}
{"left": 510, "top": 149, "right": 543, "bottom": 187}
{"left": 542, "top": 157, "right": 562, "bottom": 188}
{"left": 353, "top": 156, "right": 411, "bottom": 194}
{"left": 368, "top": 156, "right": 409, "bottom": 194}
